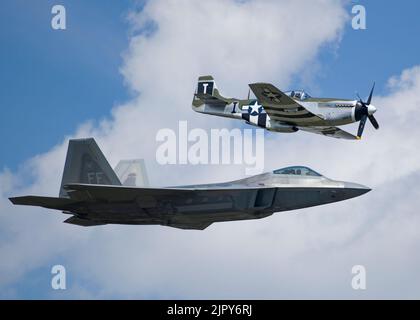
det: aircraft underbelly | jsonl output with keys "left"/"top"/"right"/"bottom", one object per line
{"left": 75, "top": 188, "right": 277, "bottom": 223}
{"left": 66, "top": 187, "right": 362, "bottom": 227}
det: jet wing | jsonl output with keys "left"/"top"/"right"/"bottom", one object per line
{"left": 249, "top": 83, "right": 322, "bottom": 123}
{"left": 297, "top": 126, "right": 358, "bottom": 140}
{"left": 64, "top": 183, "right": 206, "bottom": 202}
{"left": 63, "top": 183, "right": 270, "bottom": 200}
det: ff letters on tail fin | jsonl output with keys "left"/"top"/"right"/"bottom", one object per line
{"left": 59, "top": 138, "right": 121, "bottom": 197}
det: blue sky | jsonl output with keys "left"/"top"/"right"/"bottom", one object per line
{"left": 0, "top": 0, "right": 134, "bottom": 169}
{"left": 315, "top": 1, "right": 420, "bottom": 97}
{"left": 1, "top": 1, "right": 419, "bottom": 169}
{"left": 1, "top": 0, "right": 420, "bottom": 299}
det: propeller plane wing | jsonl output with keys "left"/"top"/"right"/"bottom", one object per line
{"left": 297, "top": 126, "right": 358, "bottom": 140}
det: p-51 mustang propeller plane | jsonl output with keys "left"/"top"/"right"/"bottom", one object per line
{"left": 10, "top": 138, "right": 370, "bottom": 230}
{"left": 192, "top": 76, "right": 380, "bottom": 140}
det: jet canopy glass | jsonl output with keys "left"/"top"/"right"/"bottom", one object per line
{"left": 285, "top": 90, "right": 311, "bottom": 101}
{"left": 273, "top": 166, "right": 321, "bottom": 177}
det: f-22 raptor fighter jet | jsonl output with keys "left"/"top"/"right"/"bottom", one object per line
{"left": 10, "top": 138, "right": 370, "bottom": 230}
{"left": 192, "top": 76, "right": 380, "bottom": 140}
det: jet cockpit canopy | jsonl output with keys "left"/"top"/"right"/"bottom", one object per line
{"left": 273, "top": 166, "right": 321, "bottom": 177}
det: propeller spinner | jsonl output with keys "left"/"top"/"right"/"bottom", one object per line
{"left": 355, "top": 83, "right": 379, "bottom": 139}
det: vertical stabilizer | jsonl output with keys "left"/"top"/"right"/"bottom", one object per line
{"left": 59, "top": 138, "right": 121, "bottom": 197}
{"left": 114, "top": 159, "right": 149, "bottom": 187}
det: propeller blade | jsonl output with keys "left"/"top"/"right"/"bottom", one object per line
{"left": 357, "top": 115, "right": 368, "bottom": 138}
{"left": 368, "top": 115, "right": 379, "bottom": 129}
{"left": 367, "top": 82, "right": 375, "bottom": 105}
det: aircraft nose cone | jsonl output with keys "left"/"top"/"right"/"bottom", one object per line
{"left": 343, "top": 182, "right": 371, "bottom": 198}
{"left": 367, "top": 105, "right": 377, "bottom": 115}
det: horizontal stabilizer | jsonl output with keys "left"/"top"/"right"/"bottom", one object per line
{"left": 9, "top": 196, "right": 76, "bottom": 209}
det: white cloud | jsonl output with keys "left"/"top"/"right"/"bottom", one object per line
{"left": 1, "top": 0, "right": 420, "bottom": 298}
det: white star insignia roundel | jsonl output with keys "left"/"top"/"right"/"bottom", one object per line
{"left": 248, "top": 101, "right": 263, "bottom": 116}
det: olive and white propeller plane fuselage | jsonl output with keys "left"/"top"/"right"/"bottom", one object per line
{"left": 192, "top": 76, "right": 380, "bottom": 140}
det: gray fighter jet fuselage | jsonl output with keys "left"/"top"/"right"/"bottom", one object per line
{"left": 10, "top": 138, "right": 370, "bottom": 230}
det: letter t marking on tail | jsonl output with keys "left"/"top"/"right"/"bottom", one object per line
{"left": 203, "top": 83, "right": 209, "bottom": 94}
